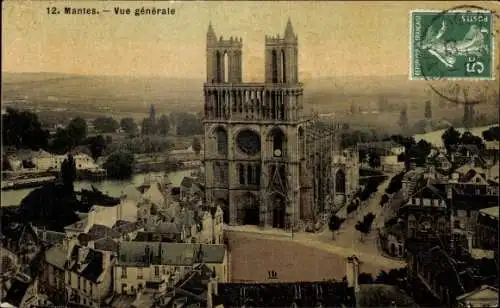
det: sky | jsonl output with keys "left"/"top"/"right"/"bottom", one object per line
{"left": 2, "top": 1, "right": 497, "bottom": 80}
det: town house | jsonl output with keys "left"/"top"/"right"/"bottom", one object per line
{"left": 473, "top": 206, "right": 499, "bottom": 260}
{"left": 456, "top": 285, "right": 499, "bottom": 308}
{"left": 399, "top": 184, "right": 450, "bottom": 243}
{"left": 115, "top": 241, "right": 228, "bottom": 296}
{"left": 41, "top": 236, "right": 115, "bottom": 307}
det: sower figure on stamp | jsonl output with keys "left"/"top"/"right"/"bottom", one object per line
{"left": 421, "top": 20, "right": 489, "bottom": 69}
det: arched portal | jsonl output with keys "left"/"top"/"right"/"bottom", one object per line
{"left": 270, "top": 193, "right": 286, "bottom": 229}
{"left": 237, "top": 193, "right": 259, "bottom": 225}
{"left": 215, "top": 199, "right": 229, "bottom": 224}
{"left": 335, "top": 169, "right": 346, "bottom": 194}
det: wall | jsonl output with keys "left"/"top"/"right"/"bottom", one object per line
{"left": 114, "top": 264, "right": 191, "bottom": 294}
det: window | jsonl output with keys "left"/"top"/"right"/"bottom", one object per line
{"left": 121, "top": 283, "right": 127, "bottom": 293}
{"left": 77, "top": 276, "right": 81, "bottom": 290}
{"left": 238, "top": 164, "right": 245, "bottom": 184}
{"left": 137, "top": 268, "right": 143, "bottom": 279}
{"left": 247, "top": 165, "right": 253, "bottom": 184}
{"left": 121, "top": 267, "right": 127, "bottom": 279}
{"left": 83, "top": 279, "right": 87, "bottom": 292}
{"left": 155, "top": 266, "right": 160, "bottom": 277}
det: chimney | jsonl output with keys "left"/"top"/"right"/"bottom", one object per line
{"left": 78, "top": 246, "right": 88, "bottom": 264}
{"left": 207, "top": 276, "right": 218, "bottom": 308}
{"left": 345, "top": 255, "right": 360, "bottom": 293}
{"left": 102, "top": 250, "right": 110, "bottom": 271}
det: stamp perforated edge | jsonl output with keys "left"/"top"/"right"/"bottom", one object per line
{"left": 408, "top": 8, "right": 496, "bottom": 81}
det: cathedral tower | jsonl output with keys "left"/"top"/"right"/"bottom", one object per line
{"left": 203, "top": 20, "right": 308, "bottom": 229}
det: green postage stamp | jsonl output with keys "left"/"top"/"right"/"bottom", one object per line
{"left": 410, "top": 9, "right": 494, "bottom": 80}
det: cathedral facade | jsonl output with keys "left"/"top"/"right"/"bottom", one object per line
{"left": 202, "top": 20, "right": 354, "bottom": 229}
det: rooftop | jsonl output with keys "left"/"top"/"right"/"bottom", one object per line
{"left": 88, "top": 224, "right": 122, "bottom": 241}
{"left": 44, "top": 245, "right": 67, "bottom": 270}
{"left": 214, "top": 281, "right": 356, "bottom": 307}
{"left": 67, "top": 245, "right": 107, "bottom": 283}
{"left": 117, "top": 242, "right": 226, "bottom": 267}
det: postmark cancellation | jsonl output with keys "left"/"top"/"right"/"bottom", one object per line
{"left": 410, "top": 9, "right": 494, "bottom": 80}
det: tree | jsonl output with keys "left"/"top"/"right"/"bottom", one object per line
{"left": 398, "top": 108, "right": 408, "bottom": 131}
{"left": 368, "top": 151, "right": 381, "bottom": 168}
{"left": 85, "top": 135, "right": 107, "bottom": 160}
{"left": 482, "top": 126, "right": 500, "bottom": 141}
{"left": 441, "top": 127, "right": 461, "bottom": 152}
{"left": 141, "top": 118, "right": 155, "bottom": 136}
{"left": 460, "top": 131, "right": 485, "bottom": 150}
{"left": 358, "top": 273, "right": 374, "bottom": 284}
{"left": 67, "top": 117, "right": 88, "bottom": 146}
{"left": 157, "top": 114, "right": 170, "bottom": 136}
{"left": 120, "top": 117, "right": 138, "bottom": 136}
{"left": 380, "top": 194, "right": 390, "bottom": 207}
{"left": 172, "top": 112, "right": 203, "bottom": 136}
{"left": 2, "top": 108, "right": 49, "bottom": 150}
{"left": 424, "top": 100, "right": 432, "bottom": 119}
{"left": 386, "top": 173, "right": 404, "bottom": 194}
{"left": 93, "top": 116, "right": 119, "bottom": 134}
{"left": 355, "top": 220, "right": 370, "bottom": 242}
{"left": 61, "top": 154, "right": 77, "bottom": 193}
{"left": 103, "top": 151, "right": 135, "bottom": 179}
{"left": 192, "top": 137, "right": 202, "bottom": 154}
{"left": 328, "top": 214, "right": 346, "bottom": 240}
{"left": 50, "top": 128, "right": 72, "bottom": 154}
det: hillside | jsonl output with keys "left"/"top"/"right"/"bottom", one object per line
{"left": 2, "top": 72, "right": 205, "bottom": 113}
{"left": 3, "top": 72, "right": 497, "bottom": 128}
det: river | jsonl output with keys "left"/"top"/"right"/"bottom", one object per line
{"left": 1, "top": 169, "right": 197, "bottom": 208}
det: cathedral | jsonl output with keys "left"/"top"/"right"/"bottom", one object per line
{"left": 203, "top": 19, "right": 358, "bottom": 229}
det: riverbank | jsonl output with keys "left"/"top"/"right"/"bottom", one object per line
{"left": 0, "top": 168, "right": 197, "bottom": 208}
{"left": 1, "top": 176, "right": 56, "bottom": 191}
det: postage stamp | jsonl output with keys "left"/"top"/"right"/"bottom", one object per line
{"left": 410, "top": 9, "right": 494, "bottom": 80}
